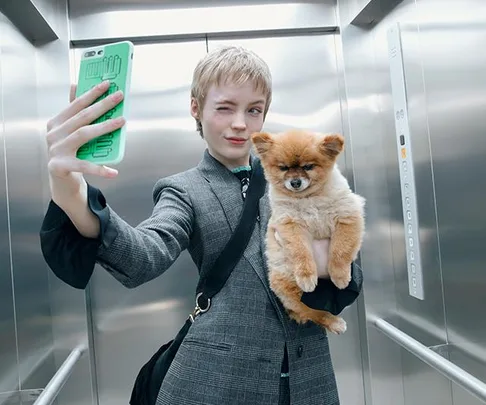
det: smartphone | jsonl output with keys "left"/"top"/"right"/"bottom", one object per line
{"left": 75, "top": 41, "right": 134, "bottom": 165}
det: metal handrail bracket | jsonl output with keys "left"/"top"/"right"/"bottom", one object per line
{"left": 33, "top": 344, "right": 87, "bottom": 405}
{"left": 374, "top": 318, "right": 486, "bottom": 403}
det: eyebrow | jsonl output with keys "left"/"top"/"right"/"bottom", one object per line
{"left": 215, "top": 99, "right": 265, "bottom": 105}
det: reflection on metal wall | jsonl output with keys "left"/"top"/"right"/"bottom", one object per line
{"left": 337, "top": 0, "right": 486, "bottom": 404}
{"left": 68, "top": 0, "right": 337, "bottom": 44}
{"left": 0, "top": 1, "right": 94, "bottom": 404}
{"left": 0, "top": 9, "right": 56, "bottom": 398}
{"left": 0, "top": 11, "right": 20, "bottom": 400}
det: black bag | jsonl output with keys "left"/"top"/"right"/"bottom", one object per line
{"left": 129, "top": 159, "right": 267, "bottom": 405}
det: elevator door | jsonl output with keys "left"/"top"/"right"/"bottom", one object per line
{"left": 76, "top": 33, "right": 365, "bottom": 405}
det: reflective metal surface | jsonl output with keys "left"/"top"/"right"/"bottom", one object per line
{"left": 0, "top": 11, "right": 20, "bottom": 398}
{"left": 32, "top": 344, "right": 87, "bottom": 405}
{"left": 337, "top": 0, "right": 486, "bottom": 404}
{"left": 0, "top": 2, "right": 94, "bottom": 405}
{"left": 37, "top": 1, "right": 96, "bottom": 403}
{"left": 0, "top": 9, "right": 56, "bottom": 392}
{"left": 68, "top": 0, "right": 337, "bottom": 44}
{"left": 418, "top": 1, "right": 486, "bottom": 403}
{"left": 375, "top": 318, "right": 486, "bottom": 403}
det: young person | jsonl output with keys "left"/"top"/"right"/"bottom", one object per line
{"left": 40, "top": 45, "right": 360, "bottom": 404}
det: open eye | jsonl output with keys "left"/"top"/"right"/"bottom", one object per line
{"left": 302, "top": 164, "right": 315, "bottom": 171}
{"left": 279, "top": 165, "right": 289, "bottom": 171}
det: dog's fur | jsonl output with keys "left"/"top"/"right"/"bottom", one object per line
{"left": 251, "top": 129, "right": 365, "bottom": 334}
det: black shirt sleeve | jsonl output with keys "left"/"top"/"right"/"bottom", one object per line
{"left": 300, "top": 262, "right": 363, "bottom": 315}
{"left": 39, "top": 184, "right": 111, "bottom": 290}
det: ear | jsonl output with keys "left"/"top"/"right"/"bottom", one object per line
{"left": 190, "top": 97, "right": 200, "bottom": 120}
{"left": 251, "top": 132, "right": 274, "bottom": 156}
{"left": 319, "top": 133, "right": 344, "bottom": 158}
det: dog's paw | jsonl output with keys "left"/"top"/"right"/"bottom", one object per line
{"left": 330, "top": 268, "right": 351, "bottom": 290}
{"left": 295, "top": 272, "right": 318, "bottom": 293}
{"left": 327, "top": 317, "right": 347, "bottom": 335}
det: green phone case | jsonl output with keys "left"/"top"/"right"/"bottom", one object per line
{"left": 75, "top": 41, "right": 134, "bottom": 165}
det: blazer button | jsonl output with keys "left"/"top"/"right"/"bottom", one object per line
{"left": 297, "top": 345, "right": 304, "bottom": 357}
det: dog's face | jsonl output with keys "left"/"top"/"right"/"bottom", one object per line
{"left": 251, "top": 129, "right": 344, "bottom": 197}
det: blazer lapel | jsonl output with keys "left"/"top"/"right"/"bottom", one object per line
{"left": 197, "top": 149, "right": 244, "bottom": 232}
{"left": 196, "top": 150, "right": 287, "bottom": 328}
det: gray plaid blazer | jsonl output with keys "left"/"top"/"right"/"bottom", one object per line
{"left": 70, "top": 150, "right": 340, "bottom": 404}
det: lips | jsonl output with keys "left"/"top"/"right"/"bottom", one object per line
{"left": 226, "top": 137, "right": 247, "bottom": 145}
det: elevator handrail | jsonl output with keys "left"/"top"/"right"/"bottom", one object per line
{"left": 33, "top": 343, "right": 87, "bottom": 405}
{"left": 374, "top": 318, "right": 486, "bottom": 403}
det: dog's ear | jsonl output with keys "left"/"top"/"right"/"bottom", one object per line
{"left": 319, "top": 134, "right": 344, "bottom": 158}
{"left": 251, "top": 132, "right": 274, "bottom": 156}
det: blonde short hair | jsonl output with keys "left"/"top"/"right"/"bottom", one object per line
{"left": 191, "top": 45, "right": 273, "bottom": 137}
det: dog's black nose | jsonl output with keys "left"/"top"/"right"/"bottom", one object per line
{"left": 290, "top": 178, "right": 302, "bottom": 189}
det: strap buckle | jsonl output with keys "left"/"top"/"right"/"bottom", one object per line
{"left": 189, "top": 292, "right": 211, "bottom": 323}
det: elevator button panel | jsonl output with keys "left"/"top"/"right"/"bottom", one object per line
{"left": 387, "top": 23, "right": 424, "bottom": 300}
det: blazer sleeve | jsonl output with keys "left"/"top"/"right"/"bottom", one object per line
{"left": 300, "top": 262, "right": 363, "bottom": 315}
{"left": 39, "top": 178, "right": 194, "bottom": 290}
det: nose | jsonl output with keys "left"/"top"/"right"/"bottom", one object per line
{"left": 231, "top": 112, "right": 247, "bottom": 130}
{"left": 290, "top": 178, "right": 302, "bottom": 189}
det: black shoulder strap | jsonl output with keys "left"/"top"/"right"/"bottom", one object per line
{"left": 194, "top": 158, "right": 266, "bottom": 311}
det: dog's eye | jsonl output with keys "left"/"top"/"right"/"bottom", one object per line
{"left": 279, "top": 165, "right": 289, "bottom": 171}
{"left": 302, "top": 164, "right": 315, "bottom": 171}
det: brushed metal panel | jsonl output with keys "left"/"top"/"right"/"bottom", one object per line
{"left": 337, "top": 0, "right": 450, "bottom": 404}
{"left": 417, "top": 0, "right": 486, "bottom": 387}
{"left": 0, "top": 11, "right": 20, "bottom": 396}
{"left": 68, "top": 0, "right": 337, "bottom": 43}
{"left": 401, "top": 350, "right": 454, "bottom": 405}
{"left": 0, "top": 12, "right": 55, "bottom": 391}
{"left": 72, "top": 40, "right": 208, "bottom": 405}
{"left": 35, "top": 1, "right": 96, "bottom": 402}
{"left": 208, "top": 33, "right": 365, "bottom": 405}
{"left": 338, "top": 0, "right": 486, "bottom": 403}
{"left": 451, "top": 345, "right": 486, "bottom": 405}
{"left": 337, "top": 18, "right": 406, "bottom": 405}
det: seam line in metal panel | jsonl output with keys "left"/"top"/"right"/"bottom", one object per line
{"left": 70, "top": 27, "right": 337, "bottom": 48}
{"left": 0, "top": 22, "right": 21, "bottom": 392}
{"left": 416, "top": 14, "right": 448, "bottom": 342}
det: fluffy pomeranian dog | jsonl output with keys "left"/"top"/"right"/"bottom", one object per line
{"left": 251, "top": 129, "right": 365, "bottom": 334}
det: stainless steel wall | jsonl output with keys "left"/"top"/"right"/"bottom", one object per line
{"left": 337, "top": 0, "right": 486, "bottom": 404}
{"left": 0, "top": 9, "right": 56, "bottom": 403}
{"left": 0, "top": 1, "right": 94, "bottom": 404}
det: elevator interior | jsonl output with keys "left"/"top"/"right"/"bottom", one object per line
{"left": 0, "top": 1, "right": 485, "bottom": 405}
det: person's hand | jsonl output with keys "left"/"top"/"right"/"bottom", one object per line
{"left": 46, "top": 81, "right": 125, "bottom": 181}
